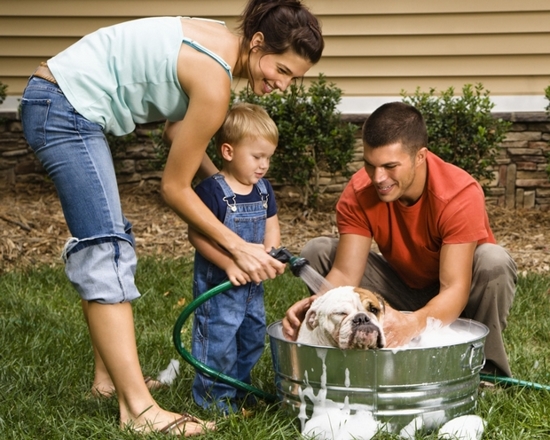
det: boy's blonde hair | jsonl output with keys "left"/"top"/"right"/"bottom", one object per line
{"left": 215, "top": 102, "right": 279, "bottom": 153}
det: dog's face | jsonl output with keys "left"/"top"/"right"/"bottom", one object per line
{"left": 297, "top": 286, "right": 386, "bottom": 349}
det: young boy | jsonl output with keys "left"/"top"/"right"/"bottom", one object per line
{"left": 189, "top": 102, "right": 280, "bottom": 414}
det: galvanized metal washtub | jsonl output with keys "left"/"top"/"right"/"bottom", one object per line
{"left": 267, "top": 318, "right": 488, "bottom": 433}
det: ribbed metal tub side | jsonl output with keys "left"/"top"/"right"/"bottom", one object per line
{"left": 267, "top": 318, "right": 488, "bottom": 433}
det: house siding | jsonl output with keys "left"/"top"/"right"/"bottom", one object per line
{"left": 1, "top": 0, "right": 550, "bottom": 100}
{"left": 1, "top": 1, "right": 549, "bottom": 208}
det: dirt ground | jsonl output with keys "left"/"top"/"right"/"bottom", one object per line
{"left": 1, "top": 181, "right": 549, "bottom": 276}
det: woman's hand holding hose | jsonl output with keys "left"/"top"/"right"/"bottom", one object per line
{"left": 231, "top": 242, "right": 285, "bottom": 284}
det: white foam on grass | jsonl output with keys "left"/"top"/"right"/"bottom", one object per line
{"left": 399, "top": 416, "right": 424, "bottom": 439}
{"left": 303, "top": 402, "right": 384, "bottom": 440}
{"left": 156, "top": 359, "right": 180, "bottom": 385}
{"left": 437, "top": 415, "right": 486, "bottom": 440}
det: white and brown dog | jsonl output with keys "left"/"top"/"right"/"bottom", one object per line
{"left": 297, "top": 286, "right": 386, "bottom": 349}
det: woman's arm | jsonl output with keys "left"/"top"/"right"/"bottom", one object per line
{"left": 161, "top": 61, "right": 284, "bottom": 282}
{"left": 163, "top": 121, "right": 218, "bottom": 180}
{"left": 188, "top": 227, "right": 250, "bottom": 285}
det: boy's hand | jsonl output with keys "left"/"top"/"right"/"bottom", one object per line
{"left": 225, "top": 261, "right": 251, "bottom": 286}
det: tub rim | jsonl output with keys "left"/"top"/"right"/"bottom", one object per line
{"left": 267, "top": 317, "right": 489, "bottom": 352}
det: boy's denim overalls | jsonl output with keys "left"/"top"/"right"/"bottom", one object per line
{"left": 192, "top": 174, "right": 269, "bottom": 413}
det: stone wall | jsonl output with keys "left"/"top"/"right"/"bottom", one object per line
{"left": 1, "top": 113, "right": 549, "bottom": 210}
{"left": 0, "top": 121, "right": 165, "bottom": 188}
{"left": 488, "top": 113, "right": 550, "bottom": 210}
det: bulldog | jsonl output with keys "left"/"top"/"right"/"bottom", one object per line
{"left": 296, "top": 286, "right": 386, "bottom": 349}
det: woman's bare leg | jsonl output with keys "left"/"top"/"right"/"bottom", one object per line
{"left": 86, "top": 301, "right": 214, "bottom": 435}
{"left": 82, "top": 300, "right": 166, "bottom": 398}
{"left": 81, "top": 300, "right": 115, "bottom": 396}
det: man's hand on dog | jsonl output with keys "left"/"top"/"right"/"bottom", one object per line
{"left": 282, "top": 295, "right": 318, "bottom": 341}
{"left": 382, "top": 306, "right": 423, "bottom": 348}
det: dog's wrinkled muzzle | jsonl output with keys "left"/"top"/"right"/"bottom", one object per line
{"left": 349, "top": 313, "right": 384, "bottom": 349}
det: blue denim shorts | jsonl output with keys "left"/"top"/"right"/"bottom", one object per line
{"left": 20, "top": 77, "right": 140, "bottom": 303}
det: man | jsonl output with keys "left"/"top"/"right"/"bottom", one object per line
{"left": 283, "top": 102, "right": 517, "bottom": 377}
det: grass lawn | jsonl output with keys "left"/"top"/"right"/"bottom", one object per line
{"left": 0, "top": 257, "right": 549, "bottom": 439}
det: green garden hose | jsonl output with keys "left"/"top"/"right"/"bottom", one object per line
{"left": 479, "top": 373, "right": 550, "bottom": 391}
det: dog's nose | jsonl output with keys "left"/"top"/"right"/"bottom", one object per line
{"left": 352, "top": 313, "right": 370, "bottom": 326}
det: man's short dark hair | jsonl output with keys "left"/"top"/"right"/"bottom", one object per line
{"left": 362, "top": 102, "right": 428, "bottom": 154}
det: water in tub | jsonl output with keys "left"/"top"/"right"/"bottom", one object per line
{"left": 396, "top": 317, "right": 474, "bottom": 350}
{"left": 298, "top": 319, "right": 486, "bottom": 440}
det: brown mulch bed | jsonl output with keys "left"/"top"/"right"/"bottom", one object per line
{"left": 1, "top": 182, "right": 549, "bottom": 276}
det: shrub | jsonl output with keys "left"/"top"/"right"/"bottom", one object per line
{"left": 237, "top": 74, "right": 357, "bottom": 207}
{"left": 106, "top": 132, "right": 138, "bottom": 157}
{"left": 544, "top": 86, "right": 550, "bottom": 178}
{"left": 0, "top": 81, "right": 6, "bottom": 105}
{"left": 0, "top": 82, "right": 7, "bottom": 125}
{"left": 401, "top": 83, "right": 511, "bottom": 186}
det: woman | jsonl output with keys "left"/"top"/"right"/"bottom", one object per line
{"left": 20, "top": 0, "right": 323, "bottom": 435}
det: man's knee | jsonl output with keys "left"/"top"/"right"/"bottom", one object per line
{"left": 474, "top": 243, "right": 517, "bottom": 285}
{"left": 301, "top": 237, "right": 338, "bottom": 277}
{"left": 468, "top": 243, "right": 517, "bottom": 322}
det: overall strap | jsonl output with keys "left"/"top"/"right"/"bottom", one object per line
{"left": 256, "top": 178, "right": 268, "bottom": 195}
{"left": 213, "top": 174, "right": 237, "bottom": 212}
{"left": 256, "top": 178, "right": 269, "bottom": 209}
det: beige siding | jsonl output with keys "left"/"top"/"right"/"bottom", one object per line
{"left": 1, "top": 0, "right": 550, "bottom": 103}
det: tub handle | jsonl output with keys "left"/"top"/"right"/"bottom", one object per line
{"left": 463, "top": 341, "right": 485, "bottom": 371}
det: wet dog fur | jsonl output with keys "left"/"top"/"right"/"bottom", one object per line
{"left": 297, "top": 286, "right": 386, "bottom": 349}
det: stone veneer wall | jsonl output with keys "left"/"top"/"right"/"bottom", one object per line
{"left": 488, "top": 112, "right": 550, "bottom": 210}
{"left": 1, "top": 113, "right": 549, "bottom": 210}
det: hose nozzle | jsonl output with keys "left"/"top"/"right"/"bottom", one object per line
{"left": 268, "top": 246, "right": 309, "bottom": 277}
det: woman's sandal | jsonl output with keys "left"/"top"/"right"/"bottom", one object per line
{"left": 144, "top": 375, "right": 167, "bottom": 391}
{"left": 160, "top": 412, "right": 216, "bottom": 436}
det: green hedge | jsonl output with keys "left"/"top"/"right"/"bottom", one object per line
{"left": 233, "top": 74, "right": 357, "bottom": 207}
{"left": 402, "top": 83, "right": 511, "bottom": 186}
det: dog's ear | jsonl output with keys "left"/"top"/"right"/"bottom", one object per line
{"left": 304, "top": 308, "right": 319, "bottom": 330}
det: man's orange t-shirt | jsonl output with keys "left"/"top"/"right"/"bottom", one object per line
{"left": 336, "top": 151, "right": 495, "bottom": 290}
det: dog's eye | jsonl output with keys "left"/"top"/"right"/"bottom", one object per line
{"left": 369, "top": 306, "right": 379, "bottom": 315}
